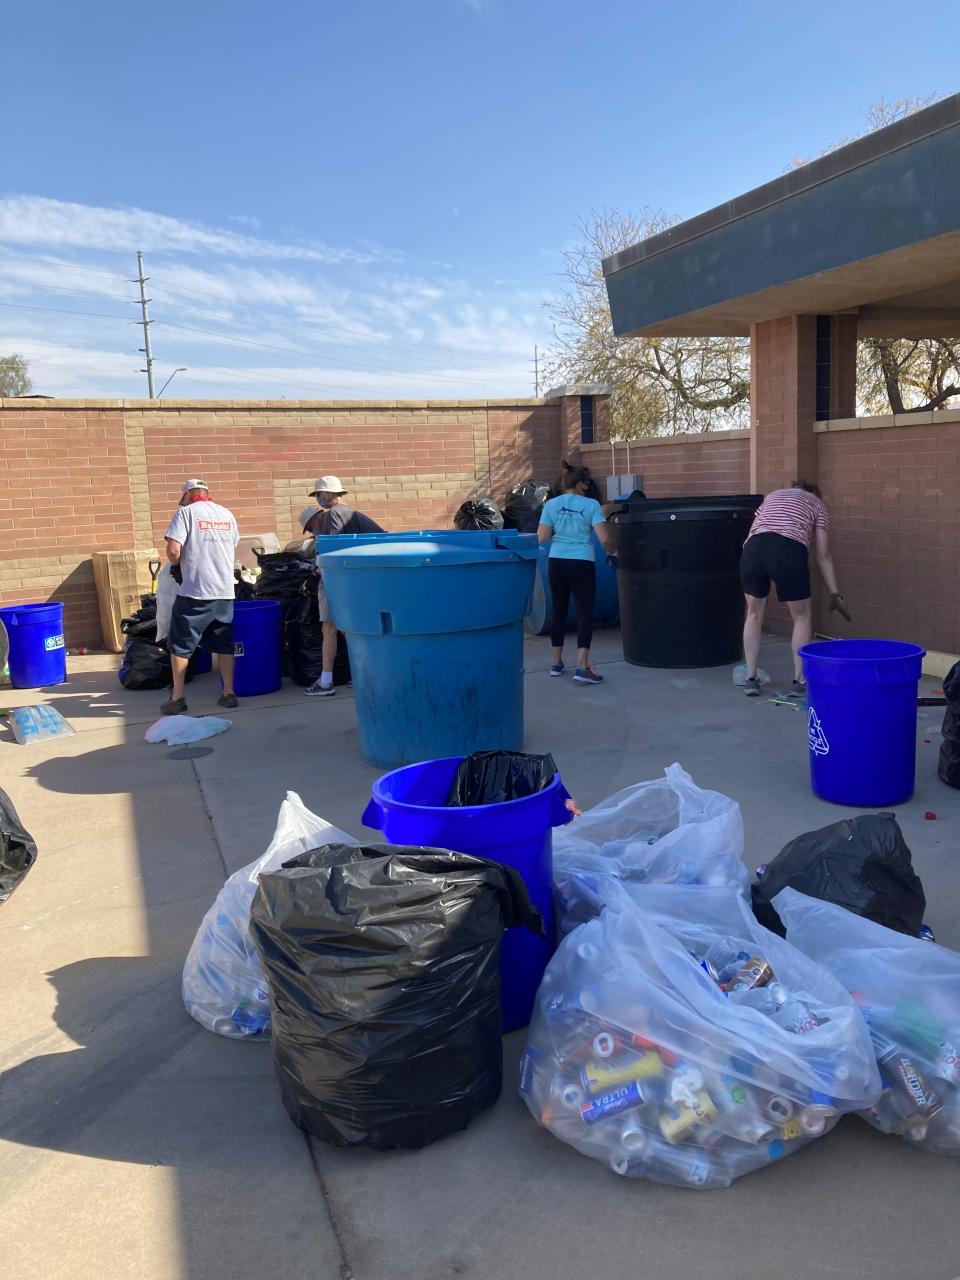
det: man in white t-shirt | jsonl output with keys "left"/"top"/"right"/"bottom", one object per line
{"left": 162, "top": 479, "right": 240, "bottom": 715}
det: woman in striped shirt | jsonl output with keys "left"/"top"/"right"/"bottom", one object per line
{"left": 739, "top": 481, "right": 850, "bottom": 697}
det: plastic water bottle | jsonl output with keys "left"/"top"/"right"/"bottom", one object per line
{"left": 772, "top": 998, "right": 823, "bottom": 1035}
{"left": 702, "top": 938, "right": 750, "bottom": 986}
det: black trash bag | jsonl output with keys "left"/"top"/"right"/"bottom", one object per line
{"left": 453, "top": 499, "right": 504, "bottom": 531}
{"left": 117, "top": 597, "right": 203, "bottom": 691}
{"left": 234, "top": 571, "right": 256, "bottom": 601}
{"left": 503, "top": 480, "right": 551, "bottom": 532}
{"left": 1, "top": 787, "right": 38, "bottom": 904}
{"left": 250, "top": 843, "right": 542, "bottom": 1150}
{"left": 938, "top": 660, "right": 960, "bottom": 789}
{"left": 253, "top": 551, "right": 316, "bottom": 616}
{"left": 285, "top": 585, "right": 351, "bottom": 687}
{"left": 447, "top": 750, "right": 558, "bottom": 807}
{"left": 751, "top": 812, "right": 926, "bottom": 938}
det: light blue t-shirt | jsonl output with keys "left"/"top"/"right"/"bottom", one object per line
{"left": 539, "top": 494, "right": 605, "bottom": 561}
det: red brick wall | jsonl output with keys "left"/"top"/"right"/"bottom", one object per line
{"left": 583, "top": 431, "right": 751, "bottom": 496}
{"left": 816, "top": 416, "right": 960, "bottom": 652}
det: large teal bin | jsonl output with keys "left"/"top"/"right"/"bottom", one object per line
{"left": 318, "top": 536, "right": 538, "bottom": 766}
{"left": 525, "top": 533, "right": 620, "bottom": 636}
{"left": 362, "top": 755, "right": 574, "bottom": 1030}
{"left": 232, "top": 600, "right": 282, "bottom": 696}
{"left": 0, "top": 602, "right": 66, "bottom": 687}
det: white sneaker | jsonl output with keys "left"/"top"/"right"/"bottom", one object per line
{"left": 305, "top": 679, "right": 335, "bottom": 697}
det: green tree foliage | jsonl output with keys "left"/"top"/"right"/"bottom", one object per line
{"left": 0, "top": 353, "right": 32, "bottom": 397}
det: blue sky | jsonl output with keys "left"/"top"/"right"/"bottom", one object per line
{"left": 0, "top": 0, "right": 956, "bottom": 399}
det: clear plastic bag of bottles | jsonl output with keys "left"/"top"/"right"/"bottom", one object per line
{"left": 519, "top": 885, "right": 881, "bottom": 1188}
{"left": 775, "top": 887, "right": 960, "bottom": 1158}
{"left": 553, "top": 764, "right": 749, "bottom": 936}
{"left": 181, "top": 792, "right": 355, "bottom": 1038}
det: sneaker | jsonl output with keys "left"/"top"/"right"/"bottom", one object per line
{"left": 217, "top": 693, "right": 239, "bottom": 710}
{"left": 549, "top": 663, "right": 565, "bottom": 678}
{"left": 743, "top": 677, "right": 762, "bottom": 698}
{"left": 160, "top": 696, "right": 188, "bottom": 715}
{"left": 305, "top": 679, "right": 335, "bottom": 697}
{"left": 791, "top": 679, "right": 807, "bottom": 697}
{"left": 573, "top": 667, "right": 604, "bottom": 685}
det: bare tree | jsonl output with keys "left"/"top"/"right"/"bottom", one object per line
{"left": 543, "top": 210, "right": 750, "bottom": 439}
{"left": 0, "top": 353, "right": 32, "bottom": 397}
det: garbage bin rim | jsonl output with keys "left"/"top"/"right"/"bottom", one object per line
{"left": 318, "top": 537, "right": 537, "bottom": 570}
{"left": 371, "top": 755, "right": 567, "bottom": 813}
{"left": 799, "top": 639, "right": 926, "bottom": 664}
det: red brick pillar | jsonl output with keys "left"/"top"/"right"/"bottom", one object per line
{"left": 749, "top": 315, "right": 818, "bottom": 494}
{"left": 547, "top": 387, "right": 612, "bottom": 463}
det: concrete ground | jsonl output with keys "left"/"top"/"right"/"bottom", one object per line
{"left": 2, "top": 630, "right": 959, "bottom": 1280}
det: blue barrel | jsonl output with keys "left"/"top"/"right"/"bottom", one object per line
{"left": 525, "top": 533, "right": 620, "bottom": 636}
{"left": 232, "top": 599, "right": 282, "bottom": 696}
{"left": 362, "top": 755, "right": 573, "bottom": 1030}
{"left": 318, "top": 536, "right": 537, "bottom": 767}
{"left": 800, "top": 640, "right": 926, "bottom": 806}
{"left": 0, "top": 602, "right": 66, "bottom": 687}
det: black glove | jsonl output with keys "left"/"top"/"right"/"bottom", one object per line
{"left": 829, "top": 592, "right": 851, "bottom": 622}
{"left": 606, "top": 553, "right": 620, "bottom": 570}
{"left": 170, "top": 563, "right": 183, "bottom": 586}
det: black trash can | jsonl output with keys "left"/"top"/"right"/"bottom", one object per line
{"left": 611, "top": 492, "right": 762, "bottom": 668}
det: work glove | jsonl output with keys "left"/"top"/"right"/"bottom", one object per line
{"left": 170, "top": 564, "right": 183, "bottom": 586}
{"left": 829, "top": 592, "right": 851, "bottom": 622}
{"left": 606, "top": 553, "right": 620, "bottom": 570}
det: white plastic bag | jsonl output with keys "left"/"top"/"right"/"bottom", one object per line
{"left": 775, "top": 887, "right": 960, "bottom": 1157}
{"left": 182, "top": 791, "right": 356, "bottom": 1038}
{"left": 145, "top": 715, "right": 231, "bottom": 745}
{"left": 520, "top": 885, "right": 880, "bottom": 1188}
{"left": 554, "top": 764, "right": 749, "bottom": 935}
{"left": 155, "top": 563, "right": 177, "bottom": 643}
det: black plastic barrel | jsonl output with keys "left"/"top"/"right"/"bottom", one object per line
{"left": 611, "top": 493, "right": 762, "bottom": 668}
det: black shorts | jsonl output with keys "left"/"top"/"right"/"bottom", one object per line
{"left": 740, "top": 533, "right": 811, "bottom": 603}
{"left": 167, "top": 596, "right": 234, "bottom": 657}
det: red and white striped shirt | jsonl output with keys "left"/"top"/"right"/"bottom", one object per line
{"left": 747, "top": 488, "right": 829, "bottom": 549}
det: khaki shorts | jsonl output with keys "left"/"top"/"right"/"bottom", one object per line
{"left": 316, "top": 575, "right": 333, "bottom": 624}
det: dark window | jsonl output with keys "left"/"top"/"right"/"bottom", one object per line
{"left": 580, "top": 395, "right": 595, "bottom": 444}
{"left": 815, "top": 316, "right": 831, "bottom": 421}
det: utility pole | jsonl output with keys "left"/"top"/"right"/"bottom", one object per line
{"left": 133, "top": 250, "right": 156, "bottom": 398}
{"left": 533, "top": 345, "right": 540, "bottom": 397}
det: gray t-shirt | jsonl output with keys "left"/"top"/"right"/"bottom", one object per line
{"left": 165, "top": 501, "right": 240, "bottom": 600}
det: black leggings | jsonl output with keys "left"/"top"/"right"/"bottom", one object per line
{"left": 549, "top": 557, "right": 596, "bottom": 650}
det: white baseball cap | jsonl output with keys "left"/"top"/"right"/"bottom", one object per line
{"left": 309, "top": 475, "right": 346, "bottom": 496}
{"left": 181, "top": 478, "right": 209, "bottom": 492}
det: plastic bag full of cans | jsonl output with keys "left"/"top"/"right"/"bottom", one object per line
{"left": 519, "top": 886, "right": 881, "bottom": 1189}
{"left": 553, "top": 764, "right": 749, "bottom": 937}
{"left": 776, "top": 888, "right": 960, "bottom": 1158}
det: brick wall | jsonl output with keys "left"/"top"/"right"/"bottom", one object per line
{"left": 815, "top": 411, "right": 960, "bottom": 652}
{"left": 0, "top": 397, "right": 564, "bottom": 646}
{"left": 582, "top": 430, "right": 751, "bottom": 496}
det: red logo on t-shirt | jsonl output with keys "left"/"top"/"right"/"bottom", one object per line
{"left": 197, "top": 519, "right": 233, "bottom": 532}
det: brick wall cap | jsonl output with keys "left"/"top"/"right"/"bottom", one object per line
{"left": 543, "top": 384, "right": 614, "bottom": 400}
{"left": 0, "top": 397, "right": 547, "bottom": 410}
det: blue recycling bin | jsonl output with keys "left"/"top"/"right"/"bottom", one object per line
{"left": 525, "top": 532, "right": 620, "bottom": 636}
{"left": 232, "top": 599, "right": 282, "bottom": 696}
{"left": 318, "top": 535, "right": 538, "bottom": 766}
{"left": 0, "top": 602, "right": 66, "bottom": 687}
{"left": 362, "top": 755, "right": 574, "bottom": 1030}
{"left": 800, "top": 639, "right": 926, "bottom": 806}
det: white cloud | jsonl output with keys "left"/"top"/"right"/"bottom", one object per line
{"left": 0, "top": 195, "right": 399, "bottom": 264}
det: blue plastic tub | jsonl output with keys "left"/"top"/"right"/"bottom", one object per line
{"left": 362, "top": 755, "right": 573, "bottom": 1030}
{"left": 800, "top": 639, "right": 926, "bottom": 806}
{"left": 525, "top": 533, "right": 620, "bottom": 636}
{"left": 318, "top": 535, "right": 538, "bottom": 767}
{"left": 232, "top": 600, "right": 282, "bottom": 696}
{"left": 0, "top": 602, "right": 66, "bottom": 687}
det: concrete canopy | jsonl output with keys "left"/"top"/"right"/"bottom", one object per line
{"left": 603, "top": 94, "right": 960, "bottom": 338}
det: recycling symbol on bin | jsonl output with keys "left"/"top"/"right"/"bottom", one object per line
{"left": 807, "top": 708, "right": 830, "bottom": 757}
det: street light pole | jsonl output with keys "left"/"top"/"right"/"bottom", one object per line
{"left": 157, "top": 367, "right": 188, "bottom": 398}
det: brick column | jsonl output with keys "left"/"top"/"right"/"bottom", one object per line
{"left": 550, "top": 388, "right": 613, "bottom": 463}
{"left": 749, "top": 314, "right": 818, "bottom": 493}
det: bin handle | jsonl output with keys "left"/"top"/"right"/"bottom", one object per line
{"left": 361, "top": 797, "right": 384, "bottom": 830}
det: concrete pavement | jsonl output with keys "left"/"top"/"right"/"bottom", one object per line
{"left": 2, "top": 632, "right": 959, "bottom": 1280}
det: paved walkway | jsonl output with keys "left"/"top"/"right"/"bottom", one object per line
{"left": 2, "top": 633, "right": 959, "bottom": 1279}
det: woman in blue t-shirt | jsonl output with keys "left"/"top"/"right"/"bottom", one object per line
{"left": 537, "top": 466, "right": 615, "bottom": 685}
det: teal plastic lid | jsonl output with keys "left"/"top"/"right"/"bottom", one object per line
{"left": 317, "top": 535, "right": 537, "bottom": 570}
